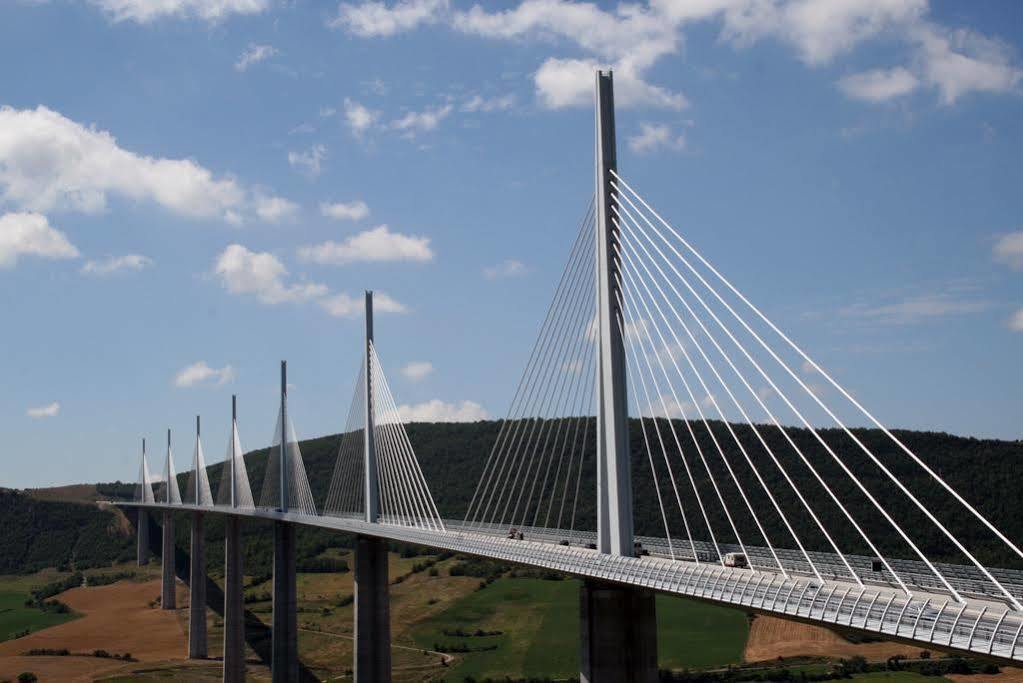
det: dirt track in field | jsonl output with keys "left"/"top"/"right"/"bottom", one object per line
{"left": 0, "top": 578, "right": 188, "bottom": 682}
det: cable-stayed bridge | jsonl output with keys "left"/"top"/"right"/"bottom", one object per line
{"left": 118, "top": 72, "right": 1023, "bottom": 683}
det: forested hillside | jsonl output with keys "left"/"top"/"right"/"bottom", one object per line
{"left": 3, "top": 419, "right": 1022, "bottom": 575}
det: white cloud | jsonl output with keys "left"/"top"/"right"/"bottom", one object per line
{"left": 320, "top": 200, "right": 370, "bottom": 221}
{"left": 913, "top": 24, "right": 1023, "bottom": 104}
{"left": 391, "top": 104, "right": 453, "bottom": 135}
{"left": 396, "top": 398, "right": 489, "bottom": 422}
{"left": 214, "top": 244, "right": 327, "bottom": 305}
{"left": 0, "top": 106, "right": 292, "bottom": 224}
{"left": 483, "top": 259, "right": 526, "bottom": 279}
{"left": 628, "top": 122, "right": 687, "bottom": 154}
{"left": 254, "top": 194, "right": 299, "bottom": 223}
{"left": 298, "top": 225, "right": 433, "bottom": 265}
{"left": 174, "top": 361, "right": 236, "bottom": 388}
{"left": 994, "top": 231, "right": 1023, "bottom": 270}
{"left": 534, "top": 57, "right": 687, "bottom": 110}
{"left": 841, "top": 292, "right": 991, "bottom": 324}
{"left": 89, "top": 0, "right": 268, "bottom": 23}
{"left": 80, "top": 253, "right": 153, "bottom": 276}
{"left": 335, "top": 0, "right": 1021, "bottom": 112}
{"left": 400, "top": 361, "right": 434, "bottom": 381}
{"left": 329, "top": 0, "right": 449, "bottom": 36}
{"left": 343, "top": 98, "right": 379, "bottom": 137}
{"left": 716, "top": 0, "right": 927, "bottom": 67}
{"left": 319, "top": 290, "right": 407, "bottom": 317}
{"left": 646, "top": 393, "right": 695, "bottom": 419}
{"left": 1009, "top": 308, "right": 1023, "bottom": 333}
{"left": 288, "top": 144, "right": 327, "bottom": 178}
{"left": 461, "top": 94, "right": 517, "bottom": 112}
{"left": 838, "top": 66, "right": 919, "bottom": 101}
{"left": 26, "top": 401, "right": 60, "bottom": 419}
{"left": 235, "top": 43, "right": 278, "bottom": 71}
{"left": 0, "top": 212, "right": 79, "bottom": 268}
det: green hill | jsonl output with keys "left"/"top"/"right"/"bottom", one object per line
{"left": 2, "top": 419, "right": 1022, "bottom": 575}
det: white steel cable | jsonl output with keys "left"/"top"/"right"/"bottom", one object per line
{"left": 471, "top": 215, "right": 595, "bottom": 527}
{"left": 616, "top": 282, "right": 693, "bottom": 562}
{"left": 516, "top": 287, "right": 596, "bottom": 529}
{"left": 612, "top": 185, "right": 964, "bottom": 602}
{"left": 465, "top": 202, "right": 595, "bottom": 525}
{"left": 612, "top": 171, "right": 1020, "bottom": 607}
{"left": 611, "top": 169, "right": 1023, "bottom": 575}
{"left": 373, "top": 346, "right": 445, "bottom": 530}
{"left": 372, "top": 361, "right": 427, "bottom": 528}
{"left": 490, "top": 232, "right": 597, "bottom": 527}
{"left": 541, "top": 340, "right": 596, "bottom": 528}
{"left": 617, "top": 222, "right": 830, "bottom": 583}
{"left": 502, "top": 242, "right": 596, "bottom": 527}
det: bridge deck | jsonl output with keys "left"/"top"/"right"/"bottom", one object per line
{"left": 118, "top": 501, "right": 1023, "bottom": 664}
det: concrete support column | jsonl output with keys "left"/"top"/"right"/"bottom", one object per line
{"left": 188, "top": 512, "right": 207, "bottom": 659}
{"left": 272, "top": 521, "right": 298, "bottom": 683}
{"left": 354, "top": 535, "right": 391, "bottom": 682}
{"left": 161, "top": 511, "right": 176, "bottom": 610}
{"left": 223, "top": 516, "right": 245, "bottom": 683}
{"left": 137, "top": 510, "right": 150, "bottom": 566}
{"left": 579, "top": 580, "right": 657, "bottom": 683}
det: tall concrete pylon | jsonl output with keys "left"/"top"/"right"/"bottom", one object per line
{"left": 355, "top": 291, "right": 392, "bottom": 682}
{"left": 582, "top": 70, "right": 657, "bottom": 683}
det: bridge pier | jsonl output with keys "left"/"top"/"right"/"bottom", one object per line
{"left": 272, "top": 520, "right": 298, "bottom": 683}
{"left": 354, "top": 535, "right": 391, "bottom": 682}
{"left": 161, "top": 511, "right": 176, "bottom": 610}
{"left": 579, "top": 581, "right": 657, "bottom": 683}
{"left": 188, "top": 512, "right": 207, "bottom": 659}
{"left": 137, "top": 510, "right": 150, "bottom": 566}
{"left": 223, "top": 516, "right": 245, "bottom": 682}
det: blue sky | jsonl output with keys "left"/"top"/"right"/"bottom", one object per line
{"left": 2, "top": 0, "right": 1023, "bottom": 489}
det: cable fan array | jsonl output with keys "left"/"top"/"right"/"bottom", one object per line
{"left": 324, "top": 346, "right": 445, "bottom": 531}
{"left": 465, "top": 201, "right": 598, "bottom": 537}
{"left": 604, "top": 169, "right": 1023, "bottom": 607}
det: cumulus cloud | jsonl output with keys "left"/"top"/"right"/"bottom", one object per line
{"left": 298, "top": 225, "right": 433, "bottom": 265}
{"left": 400, "top": 361, "right": 434, "bottom": 381}
{"left": 254, "top": 194, "right": 300, "bottom": 223}
{"left": 0, "top": 106, "right": 292, "bottom": 224}
{"left": 319, "top": 290, "right": 407, "bottom": 317}
{"left": 343, "top": 98, "right": 379, "bottom": 137}
{"left": 89, "top": 0, "right": 268, "bottom": 23}
{"left": 1009, "top": 308, "right": 1023, "bottom": 333}
{"left": 461, "top": 94, "right": 517, "bottom": 112}
{"left": 235, "top": 43, "right": 278, "bottom": 71}
{"left": 80, "top": 253, "right": 153, "bottom": 276}
{"left": 334, "top": 0, "right": 1022, "bottom": 110}
{"left": 174, "top": 361, "right": 236, "bottom": 387}
{"left": 321, "top": 200, "right": 370, "bottom": 221}
{"left": 838, "top": 67, "right": 920, "bottom": 101}
{"left": 993, "top": 230, "right": 1023, "bottom": 270}
{"left": 0, "top": 212, "right": 79, "bottom": 268}
{"left": 214, "top": 244, "right": 327, "bottom": 305}
{"left": 397, "top": 398, "right": 489, "bottom": 422}
{"left": 391, "top": 104, "right": 453, "bottom": 135}
{"left": 329, "top": 0, "right": 449, "bottom": 36}
{"left": 213, "top": 244, "right": 409, "bottom": 318}
{"left": 628, "top": 122, "right": 687, "bottom": 154}
{"left": 27, "top": 402, "right": 61, "bottom": 418}
{"left": 483, "top": 259, "right": 526, "bottom": 279}
{"left": 288, "top": 144, "right": 327, "bottom": 177}
{"left": 534, "top": 57, "right": 687, "bottom": 110}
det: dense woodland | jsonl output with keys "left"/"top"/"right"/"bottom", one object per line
{"left": 2, "top": 418, "right": 1022, "bottom": 575}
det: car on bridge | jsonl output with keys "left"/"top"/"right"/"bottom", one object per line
{"left": 723, "top": 552, "right": 748, "bottom": 568}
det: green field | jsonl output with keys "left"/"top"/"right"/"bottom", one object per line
{"left": 407, "top": 577, "right": 749, "bottom": 679}
{"left": 0, "top": 591, "right": 78, "bottom": 642}
{"left": 852, "top": 673, "right": 950, "bottom": 682}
